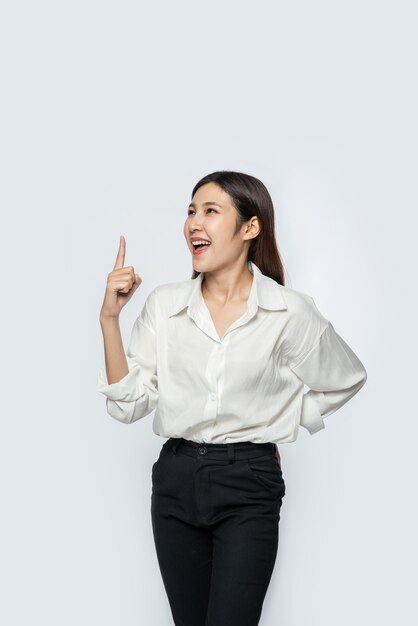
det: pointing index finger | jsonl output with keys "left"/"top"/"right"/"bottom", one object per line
{"left": 113, "top": 235, "right": 126, "bottom": 270}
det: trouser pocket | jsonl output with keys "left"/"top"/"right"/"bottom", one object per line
{"left": 246, "top": 455, "right": 285, "bottom": 495}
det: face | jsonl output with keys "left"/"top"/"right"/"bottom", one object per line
{"left": 183, "top": 182, "right": 259, "bottom": 271}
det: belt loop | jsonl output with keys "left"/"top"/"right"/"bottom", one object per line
{"left": 227, "top": 443, "right": 235, "bottom": 463}
{"left": 171, "top": 438, "right": 181, "bottom": 454}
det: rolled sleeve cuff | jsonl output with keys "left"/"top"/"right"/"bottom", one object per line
{"left": 97, "top": 358, "right": 144, "bottom": 402}
{"left": 299, "top": 391, "right": 327, "bottom": 434}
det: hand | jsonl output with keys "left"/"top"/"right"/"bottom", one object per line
{"left": 100, "top": 235, "right": 142, "bottom": 320}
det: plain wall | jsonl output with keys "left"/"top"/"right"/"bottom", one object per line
{"left": 1, "top": 1, "right": 416, "bottom": 624}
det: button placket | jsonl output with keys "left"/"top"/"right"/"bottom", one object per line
{"left": 216, "top": 334, "right": 229, "bottom": 413}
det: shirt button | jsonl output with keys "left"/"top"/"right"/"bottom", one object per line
{"left": 198, "top": 446, "right": 207, "bottom": 455}
{"left": 209, "top": 392, "right": 216, "bottom": 401}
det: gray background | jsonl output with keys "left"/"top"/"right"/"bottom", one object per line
{"left": 1, "top": 0, "right": 416, "bottom": 624}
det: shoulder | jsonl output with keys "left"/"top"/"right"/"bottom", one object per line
{"left": 278, "top": 285, "right": 330, "bottom": 363}
{"left": 143, "top": 278, "right": 195, "bottom": 316}
{"left": 134, "top": 279, "right": 189, "bottom": 328}
{"left": 152, "top": 279, "right": 193, "bottom": 305}
{"left": 277, "top": 284, "right": 328, "bottom": 324}
{"left": 279, "top": 284, "right": 317, "bottom": 312}
{"left": 153, "top": 279, "right": 192, "bottom": 298}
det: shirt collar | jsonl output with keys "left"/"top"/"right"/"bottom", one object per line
{"left": 168, "top": 260, "right": 288, "bottom": 318}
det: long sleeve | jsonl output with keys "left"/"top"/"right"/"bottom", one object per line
{"left": 97, "top": 288, "right": 159, "bottom": 424}
{"left": 289, "top": 321, "right": 367, "bottom": 434}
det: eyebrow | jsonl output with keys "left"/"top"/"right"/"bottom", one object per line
{"left": 188, "top": 201, "right": 223, "bottom": 208}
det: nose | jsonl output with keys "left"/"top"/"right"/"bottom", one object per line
{"left": 189, "top": 215, "right": 206, "bottom": 234}
{"left": 189, "top": 214, "right": 204, "bottom": 227}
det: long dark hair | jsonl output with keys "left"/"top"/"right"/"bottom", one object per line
{"left": 189, "top": 170, "right": 286, "bottom": 285}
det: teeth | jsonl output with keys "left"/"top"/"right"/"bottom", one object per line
{"left": 192, "top": 240, "right": 211, "bottom": 246}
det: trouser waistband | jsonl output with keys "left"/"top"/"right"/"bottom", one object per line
{"left": 166, "top": 437, "right": 276, "bottom": 463}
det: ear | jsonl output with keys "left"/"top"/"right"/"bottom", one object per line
{"left": 244, "top": 216, "right": 261, "bottom": 240}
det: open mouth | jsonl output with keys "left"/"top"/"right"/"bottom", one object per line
{"left": 192, "top": 242, "right": 211, "bottom": 255}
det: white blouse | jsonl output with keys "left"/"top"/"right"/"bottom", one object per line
{"left": 97, "top": 261, "right": 367, "bottom": 443}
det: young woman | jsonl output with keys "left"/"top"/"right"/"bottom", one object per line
{"left": 98, "top": 170, "right": 367, "bottom": 626}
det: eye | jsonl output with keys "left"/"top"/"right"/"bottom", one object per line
{"left": 187, "top": 208, "right": 217, "bottom": 215}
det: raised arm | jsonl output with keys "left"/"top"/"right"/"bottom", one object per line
{"left": 99, "top": 235, "right": 142, "bottom": 384}
{"left": 97, "top": 236, "right": 158, "bottom": 424}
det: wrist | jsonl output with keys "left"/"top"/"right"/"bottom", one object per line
{"left": 100, "top": 314, "right": 120, "bottom": 325}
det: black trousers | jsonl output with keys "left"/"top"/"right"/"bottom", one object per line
{"left": 150, "top": 437, "right": 286, "bottom": 626}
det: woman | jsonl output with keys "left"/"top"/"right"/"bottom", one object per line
{"left": 98, "top": 170, "right": 367, "bottom": 626}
